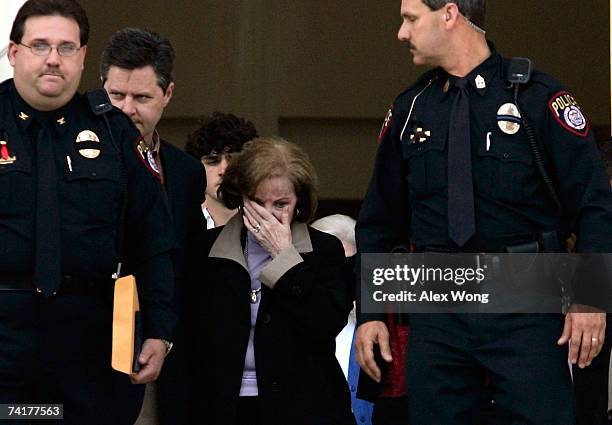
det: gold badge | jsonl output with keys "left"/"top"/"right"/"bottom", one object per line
{"left": 496, "top": 103, "right": 522, "bottom": 135}
{"left": 0, "top": 140, "right": 16, "bottom": 165}
{"left": 76, "top": 130, "right": 101, "bottom": 159}
{"left": 18, "top": 112, "right": 29, "bottom": 121}
{"left": 137, "top": 139, "right": 149, "bottom": 158}
{"left": 410, "top": 127, "right": 431, "bottom": 144}
{"left": 57, "top": 117, "right": 66, "bottom": 126}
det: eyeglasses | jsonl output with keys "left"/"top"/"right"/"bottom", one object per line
{"left": 19, "top": 41, "right": 81, "bottom": 57}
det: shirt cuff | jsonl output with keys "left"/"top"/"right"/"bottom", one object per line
{"left": 259, "top": 246, "right": 304, "bottom": 289}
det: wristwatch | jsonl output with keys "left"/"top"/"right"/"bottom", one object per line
{"left": 161, "top": 339, "right": 173, "bottom": 355}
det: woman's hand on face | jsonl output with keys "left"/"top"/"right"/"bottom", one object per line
{"left": 243, "top": 199, "right": 293, "bottom": 257}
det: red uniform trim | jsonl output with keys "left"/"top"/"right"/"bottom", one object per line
{"left": 377, "top": 105, "right": 394, "bottom": 145}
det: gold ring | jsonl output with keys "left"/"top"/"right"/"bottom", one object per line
{"left": 591, "top": 337, "right": 599, "bottom": 343}
{"left": 254, "top": 224, "right": 261, "bottom": 233}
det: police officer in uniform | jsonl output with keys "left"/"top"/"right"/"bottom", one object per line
{"left": 101, "top": 28, "right": 206, "bottom": 425}
{"left": 354, "top": 1, "right": 612, "bottom": 424}
{"left": 0, "top": 1, "right": 177, "bottom": 424}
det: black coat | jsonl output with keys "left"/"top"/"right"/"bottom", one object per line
{"left": 153, "top": 140, "right": 206, "bottom": 424}
{"left": 114, "top": 141, "right": 206, "bottom": 425}
{"left": 159, "top": 139, "right": 206, "bottom": 311}
{"left": 196, "top": 215, "right": 356, "bottom": 425}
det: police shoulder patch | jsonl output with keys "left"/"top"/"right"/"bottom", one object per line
{"left": 134, "top": 137, "right": 161, "bottom": 181}
{"left": 548, "top": 91, "right": 589, "bottom": 137}
{"left": 377, "top": 105, "right": 393, "bottom": 145}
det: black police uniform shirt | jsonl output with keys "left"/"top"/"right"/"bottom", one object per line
{"left": 356, "top": 46, "right": 612, "bottom": 322}
{"left": 357, "top": 46, "right": 612, "bottom": 257}
{"left": 0, "top": 79, "right": 177, "bottom": 340}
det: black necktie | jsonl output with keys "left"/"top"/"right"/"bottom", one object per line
{"left": 447, "top": 78, "right": 475, "bottom": 247}
{"left": 34, "top": 125, "right": 62, "bottom": 295}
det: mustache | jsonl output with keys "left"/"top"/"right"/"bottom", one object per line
{"left": 40, "top": 69, "right": 63, "bottom": 77}
{"left": 407, "top": 42, "right": 416, "bottom": 50}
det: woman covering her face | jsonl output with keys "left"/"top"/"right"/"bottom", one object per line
{"left": 194, "top": 137, "right": 356, "bottom": 425}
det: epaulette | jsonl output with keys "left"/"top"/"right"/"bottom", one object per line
{"left": 375, "top": 68, "right": 443, "bottom": 145}
{"left": 413, "top": 66, "right": 445, "bottom": 86}
{"left": 395, "top": 67, "right": 445, "bottom": 102}
{"left": 82, "top": 88, "right": 127, "bottom": 122}
{"left": 100, "top": 102, "right": 141, "bottom": 134}
{"left": 528, "top": 70, "right": 564, "bottom": 91}
{"left": 104, "top": 104, "right": 132, "bottom": 123}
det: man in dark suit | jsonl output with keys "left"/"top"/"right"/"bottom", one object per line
{"left": 100, "top": 28, "right": 206, "bottom": 425}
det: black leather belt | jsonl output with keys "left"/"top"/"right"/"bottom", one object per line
{"left": 414, "top": 231, "right": 562, "bottom": 254}
{"left": 0, "top": 273, "right": 34, "bottom": 290}
{"left": 0, "top": 273, "right": 112, "bottom": 296}
{"left": 58, "top": 275, "right": 113, "bottom": 296}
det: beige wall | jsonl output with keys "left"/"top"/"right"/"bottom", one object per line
{"left": 77, "top": 0, "right": 610, "bottom": 200}
{"left": 0, "top": 0, "right": 28, "bottom": 82}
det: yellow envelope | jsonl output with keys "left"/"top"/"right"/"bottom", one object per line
{"left": 111, "top": 275, "right": 142, "bottom": 375}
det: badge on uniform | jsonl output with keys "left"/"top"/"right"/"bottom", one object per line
{"left": 0, "top": 139, "right": 16, "bottom": 165}
{"left": 548, "top": 91, "right": 589, "bottom": 137}
{"left": 377, "top": 106, "right": 393, "bottom": 145}
{"left": 136, "top": 138, "right": 161, "bottom": 181}
{"left": 75, "top": 130, "right": 101, "bottom": 159}
{"left": 496, "top": 103, "right": 522, "bottom": 135}
{"left": 410, "top": 127, "right": 431, "bottom": 144}
{"left": 136, "top": 139, "right": 148, "bottom": 159}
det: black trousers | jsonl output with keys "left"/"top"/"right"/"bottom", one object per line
{"left": 372, "top": 396, "right": 409, "bottom": 425}
{"left": 113, "top": 372, "right": 145, "bottom": 425}
{"left": 236, "top": 396, "right": 262, "bottom": 425}
{"left": 0, "top": 291, "right": 117, "bottom": 425}
{"left": 156, "top": 321, "right": 195, "bottom": 425}
{"left": 406, "top": 314, "right": 575, "bottom": 425}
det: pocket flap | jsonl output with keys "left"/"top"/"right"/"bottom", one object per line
{"left": 0, "top": 157, "right": 32, "bottom": 174}
{"left": 65, "top": 156, "right": 120, "bottom": 183}
{"left": 402, "top": 126, "right": 448, "bottom": 160}
{"left": 479, "top": 133, "right": 532, "bottom": 165}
